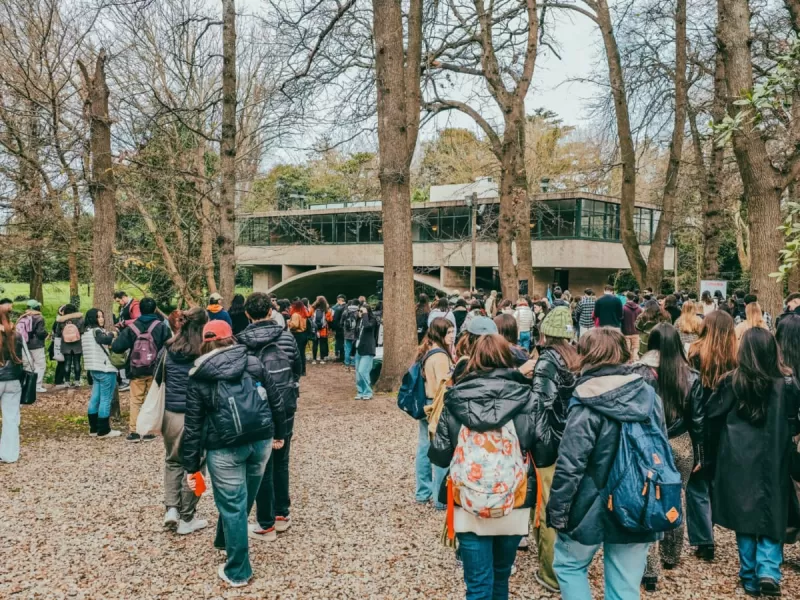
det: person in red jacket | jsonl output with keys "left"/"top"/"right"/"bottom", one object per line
{"left": 310, "top": 296, "right": 334, "bottom": 364}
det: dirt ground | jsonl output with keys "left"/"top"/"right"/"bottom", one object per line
{"left": 1, "top": 363, "right": 799, "bottom": 599}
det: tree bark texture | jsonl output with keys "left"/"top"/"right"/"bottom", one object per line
{"left": 218, "top": 0, "right": 237, "bottom": 307}
{"left": 718, "top": 0, "right": 783, "bottom": 316}
{"left": 79, "top": 50, "right": 117, "bottom": 321}
{"left": 372, "top": 0, "right": 422, "bottom": 391}
{"left": 195, "top": 142, "right": 218, "bottom": 295}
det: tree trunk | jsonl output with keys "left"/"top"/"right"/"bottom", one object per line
{"left": 68, "top": 194, "right": 81, "bottom": 307}
{"left": 373, "top": 0, "right": 422, "bottom": 391}
{"left": 218, "top": 0, "right": 237, "bottom": 307}
{"left": 29, "top": 245, "right": 44, "bottom": 303}
{"left": 718, "top": 0, "right": 784, "bottom": 316}
{"left": 79, "top": 50, "right": 117, "bottom": 321}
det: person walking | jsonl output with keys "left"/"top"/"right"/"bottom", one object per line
{"left": 529, "top": 306, "right": 579, "bottom": 593}
{"left": 621, "top": 292, "right": 643, "bottom": 360}
{"left": 80, "top": 309, "right": 121, "bottom": 439}
{"left": 547, "top": 327, "right": 665, "bottom": 600}
{"left": 331, "top": 294, "right": 347, "bottom": 361}
{"left": 593, "top": 284, "right": 624, "bottom": 328}
{"left": 155, "top": 307, "right": 209, "bottom": 534}
{"left": 16, "top": 299, "right": 48, "bottom": 393}
{"left": 182, "top": 319, "right": 286, "bottom": 588}
{"left": 635, "top": 300, "right": 671, "bottom": 357}
{"left": 207, "top": 292, "right": 233, "bottom": 327}
{"left": 288, "top": 299, "right": 310, "bottom": 376}
{"left": 574, "top": 289, "right": 596, "bottom": 338}
{"left": 310, "top": 296, "right": 333, "bottom": 364}
{"left": 632, "top": 323, "right": 704, "bottom": 591}
{"left": 112, "top": 297, "right": 171, "bottom": 442}
{"left": 414, "top": 317, "right": 454, "bottom": 509}
{"left": 675, "top": 300, "right": 703, "bottom": 350}
{"left": 237, "top": 293, "right": 302, "bottom": 541}
{"left": 54, "top": 305, "right": 84, "bottom": 388}
{"left": 0, "top": 307, "right": 23, "bottom": 463}
{"left": 735, "top": 300, "right": 770, "bottom": 341}
{"left": 514, "top": 299, "right": 535, "bottom": 351}
{"left": 706, "top": 328, "right": 800, "bottom": 597}
{"left": 229, "top": 294, "right": 249, "bottom": 336}
{"left": 686, "top": 310, "right": 738, "bottom": 562}
{"left": 429, "top": 334, "right": 537, "bottom": 600}
{"left": 353, "top": 304, "right": 379, "bottom": 401}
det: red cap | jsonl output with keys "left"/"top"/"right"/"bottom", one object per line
{"left": 203, "top": 319, "right": 233, "bottom": 341}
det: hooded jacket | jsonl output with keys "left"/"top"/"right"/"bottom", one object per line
{"left": 546, "top": 366, "right": 666, "bottom": 545}
{"left": 182, "top": 344, "right": 286, "bottom": 474}
{"left": 621, "top": 301, "right": 642, "bottom": 336}
{"left": 54, "top": 312, "right": 85, "bottom": 355}
{"left": 532, "top": 347, "right": 577, "bottom": 468}
{"left": 207, "top": 304, "right": 233, "bottom": 327}
{"left": 18, "top": 311, "right": 47, "bottom": 350}
{"left": 154, "top": 346, "right": 198, "bottom": 413}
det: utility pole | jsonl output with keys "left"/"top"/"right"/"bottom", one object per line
{"left": 466, "top": 192, "right": 478, "bottom": 292}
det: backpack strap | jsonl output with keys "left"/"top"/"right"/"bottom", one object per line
{"left": 130, "top": 323, "right": 142, "bottom": 336}
{"left": 146, "top": 320, "right": 159, "bottom": 334}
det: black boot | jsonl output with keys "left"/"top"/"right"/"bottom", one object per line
{"left": 88, "top": 413, "right": 99, "bottom": 436}
{"left": 97, "top": 416, "right": 110, "bottom": 437}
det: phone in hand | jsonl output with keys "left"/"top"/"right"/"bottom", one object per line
{"left": 188, "top": 472, "right": 206, "bottom": 497}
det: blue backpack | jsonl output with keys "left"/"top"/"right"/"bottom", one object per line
{"left": 603, "top": 387, "right": 683, "bottom": 533}
{"left": 397, "top": 349, "right": 447, "bottom": 420}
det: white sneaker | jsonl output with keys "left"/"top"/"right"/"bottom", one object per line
{"left": 98, "top": 430, "right": 122, "bottom": 439}
{"left": 248, "top": 523, "right": 277, "bottom": 541}
{"left": 164, "top": 507, "right": 180, "bottom": 529}
{"left": 177, "top": 516, "right": 209, "bottom": 535}
{"left": 275, "top": 516, "right": 292, "bottom": 532}
{"left": 54, "top": 384, "right": 68, "bottom": 390}
{"left": 36, "top": 387, "right": 47, "bottom": 393}
{"left": 218, "top": 564, "right": 250, "bottom": 588}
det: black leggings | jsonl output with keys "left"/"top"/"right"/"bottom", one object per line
{"left": 312, "top": 335, "right": 329, "bottom": 361}
{"left": 62, "top": 353, "right": 82, "bottom": 384}
{"left": 292, "top": 333, "right": 307, "bottom": 375}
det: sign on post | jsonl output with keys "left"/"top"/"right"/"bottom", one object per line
{"left": 700, "top": 280, "right": 728, "bottom": 299}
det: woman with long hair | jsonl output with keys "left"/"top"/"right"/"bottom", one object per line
{"left": 80, "top": 309, "right": 121, "bottom": 439}
{"left": 416, "top": 293, "right": 431, "bottom": 343}
{"left": 156, "top": 307, "right": 209, "bottom": 535}
{"left": 706, "top": 328, "right": 800, "bottom": 597}
{"left": 429, "top": 334, "right": 536, "bottom": 600}
{"left": 414, "top": 317, "right": 455, "bottom": 509}
{"left": 675, "top": 300, "right": 703, "bottom": 349}
{"left": 0, "top": 306, "right": 23, "bottom": 463}
{"left": 633, "top": 323, "right": 705, "bottom": 591}
{"left": 686, "top": 310, "right": 738, "bottom": 562}
{"left": 494, "top": 313, "right": 529, "bottom": 366}
{"left": 288, "top": 299, "right": 310, "bottom": 375}
{"left": 310, "top": 296, "right": 333, "bottom": 364}
{"left": 353, "top": 304, "right": 379, "bottom": 400}
{"left": 635, "top": 299, "right": 671, "bottom": 356}
{"left": 700, "top": 290, "right": 716, "bottom": 316}
{"left": 54, "top": 304, "right": 84, "bottom": 388}
{"left": 229, "top": 294, "right": 249, "bottom": 336}
{"left": 735, "top": 301, "right": 769, "bottom": 341}
{"left": 777, "top": 314, "right": 800, "bottom": 377}
{"left": 183, "top": 319, "right": 286, "bottom": 587}
{"left": 548, "top": 327, "right": 665, "bottom": 597}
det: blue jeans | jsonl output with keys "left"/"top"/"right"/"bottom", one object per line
{"left": 88, "top": 371, "right": 117, "bottom": 418}
{"left": 456, "top": 532, "right": 522, "bottom": 600}
{"left": 344, "top": 340, "right": 355, "bottom": 366}
{"left": 553, "top": 532, "right": 650, "bottom": 600}
{"left": 415, "top": 417, "right": 448, "bottom": 509}
{"left": 208, "top": 441, "right": 271, "bottom": 584}
{"left": 355, "top": 353, "right": 374, "bottom": 399}
{"left": 518, "top": 331, "right": 531, "bottom": 351}
{"left": 686, "top": 472, "right": 714, "bottom": 547}
{"left": 736, "top": 533, "right": 782, "bottom": 591}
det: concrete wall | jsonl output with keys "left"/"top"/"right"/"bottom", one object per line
{"left": 441, "top": 266, "right": 470, "bottom": 289}
{"left": 253, "top": 266, "right": 282, "bottom": 292}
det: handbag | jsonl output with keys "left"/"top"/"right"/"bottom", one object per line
{"left": 19, "top": 338, "right": 37, "bottom": 405}
{"left": 53, "top": 336, "right": 65, "bottom": 362}
{"left": 97, "top": 332, "right": 124, "bottom": 369}
{"left": 136, "top": 354, "right": 166, "bottom": 436}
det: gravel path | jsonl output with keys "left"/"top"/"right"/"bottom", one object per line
{"left": 1, "top": 364, "right": 800, "bottom": 599}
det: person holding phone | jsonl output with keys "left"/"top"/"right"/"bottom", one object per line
{"left": 353, "top": 304, "right": 379, "bottom": 400}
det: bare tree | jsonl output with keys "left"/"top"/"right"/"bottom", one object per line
{"left": 218, "top": 0, "right": 237, "bottom": 305}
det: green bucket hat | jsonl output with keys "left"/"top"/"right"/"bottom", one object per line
{"left": 540, "top": 306, "right": 574, "bottom": 339}
{"left": 26, "top": 299, "right": 42, "bottom": 310}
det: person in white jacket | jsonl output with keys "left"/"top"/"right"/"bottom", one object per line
{"left": 81, "top": 308, "right": 121, "bottom": 438}
{"left": 514, "top": 299, "right": 535, "bottom": 351}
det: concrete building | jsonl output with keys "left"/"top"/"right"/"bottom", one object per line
{"left": 237, "top": 187, "right": 674, "bottom": 299}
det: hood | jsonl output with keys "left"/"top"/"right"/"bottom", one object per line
{"left": 166, "top": 346, "right": 197, "bottom": 364}
{"left": 445, "top": 368, "right": 533, "bottom": 431}
{"left": 57, "top": 312, "right": 83, "bottom": 322}
{"left": 190, "top": 344, "right": 248, "bottom": 380}
{"left": 636, "top": 350, "right": 660, "bottom": 369}
{"left": 236, "top": 320, "right": 284, "bottom": 350}
{"left": 573, "top": 365, "right": 653, "bottom": 422}
{"left": 625, "top": 301, "right": 640, "bottom": 309}
{"left": 207, "top": 304, "right": 224, "bottom": 314}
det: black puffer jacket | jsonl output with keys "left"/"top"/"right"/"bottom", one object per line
{"left": 154, "top": 347, "right": 198, "bottom": 414}
{"left": 532, "top": 347, "right": 577, "bottom": 468}
{"left": 429, "top": 368, "right": 538, "bottom": 508}
{"left": 182, "top": 344, "right": 286, "bottom": 474}
{"left": 237, "top": 320, "right": 302, "bottom": 435}
{"left": 0, "top": 335, "right": 23, "bottom": 381}
{"left": 546, "top": 365, "right": 666, "bottom": 546}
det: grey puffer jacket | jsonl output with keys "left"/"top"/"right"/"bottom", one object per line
{"left": 532, "top": 347, "right": 577, "bottom": 468}
{"left": 546, "top": 365, "right": 666, "bottom": 546}
{"left": 429, "top": 368, "right": 538, "bottom": 508}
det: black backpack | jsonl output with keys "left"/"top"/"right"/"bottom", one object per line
{"left": 343, "top": 309, "right": 358, "bottom": 335}
{"left": 208, "top": 372, "right": 273, "bottom": 447}
{"left": 257, "top": 342, "right": 298, "bottom": 413}
{"left": 314, "top": 309, "right": 326, "bottom": 332}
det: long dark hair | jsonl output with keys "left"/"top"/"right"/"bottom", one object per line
{"left": 0, "top": 310, "right": 20, "bottom": 367}
{"left": 642, "top": 299, "right": 668, "bottom": 322}
{"left": 688, "top": 310, "right": 737, "bottom": 389}
{"left": 647, "top": 323, "right": 690, "bottom": 425}
{"left": 168, "top": 307, "right": 208, "bottom": 357}
{"left": 416, "top": 317, "right": 453, "bottom": 361}
{"left": 416, "top": 293, "right": 431, "bottom": 316}
{"left": 493, "top": 313, "right": 518, "bottom": 345}
{"left": 312, "top": 295, "right": 329, "bottom": 312}
{"left": 543, "top": 336, "right": 580, "bottom": 372}
{"left": 578, "top": 327, "right": 630, "bottom": 371}
{"left": 465, "top": 334, "right": 514, "bottom": 375}
{"left": 733, "top": 328, "right": 790, "bottom": 425}
{"left": 777, "top": 314, "right": 800, "bottom": 378}
{"left": 84, "top": 308, "right": 105, "bottom": 329}
{"left": 229, "top": 294, "right": 246, "bottom": 316}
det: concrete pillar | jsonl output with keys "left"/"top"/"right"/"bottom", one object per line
{"left": 282, "top": 264, "right": 314, "bottom": 280}
{"left": 253, "top": 266, "right": 282, "bottom": 292}
{"left": 440, "top": 266, "right": 469, "bottom": 291}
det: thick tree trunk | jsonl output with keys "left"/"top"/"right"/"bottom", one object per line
{"left": 373, "top": 0, "right": 421, "bottom": 391}
{"left": 79, "top": 50, "right": 117, "bottom": 321}
{"left": 218, "top": 0, "right": 237, "bottom": 307}
{"left": 29, "top": 245, "right": 44, "bottom": 303}
{"left": 193, "top": 141, "right": 218, "bottom": 294}
{"left": 68, "top": 195, "right": 81, "bottom": 307}
{"left": 718, "top": 0, "right": 784, "bottom": 316}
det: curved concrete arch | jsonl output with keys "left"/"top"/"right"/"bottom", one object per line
{"left": 266, "top": 266, "right": 449, "bottom": 299}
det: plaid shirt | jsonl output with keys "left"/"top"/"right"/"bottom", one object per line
{"left": 576, "top": 296, "right": 596, "bottom": 329}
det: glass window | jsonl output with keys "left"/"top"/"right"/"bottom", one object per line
{"left": 540, "top": 199, "right": 577, "bottom": 238}
{"left": 309, "top": 215, "right": 334, "bottom": 243}
{"left": 439, "top": 207, "right": 470, "bottom": 241}
{"left": 412, "top": 209, "right": 439, "bottom": 241}
{"left": 634, "top": 208, "right": 653, "bottom": 244}
{"left": 580, "top": 200, "right": 620, "bottom": 240}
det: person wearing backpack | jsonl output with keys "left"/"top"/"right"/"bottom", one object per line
{"left": 412, "top": 317, "right": 455, "bottom": 509}
{"left": 154, "top": 307, "right": 209, "bottom": 535}
{"left": 54, "top": 305, "right": 84, "bottom": 388}
{"left": 237, "top": 293, "right": 302, "bottom": 541}
{"left": 80, "top": 308, "right": 122, "bottom": 439}
{"left": 310, "top": 296, "right": 334, "bottom": 364}
{"left": 331, "top": 294, "right": 347, "bottom": 361}
{"left": 428, "top": 333, "right": 537, "bottom": 600}
{"left": 183, "top": 319, "right": 286, "bottom": 588}
{"left": 16, "top": 299, "right": 48, "bottom": 393}
{"left": 287, "top": 299, "right": 310, "bottom": 376}
{"left": 341, "top": 300, "right": 360, "bottom": 369}
{"left": 353, "top": 304, "right": 379, "bottom": 401}
{"left": 547, "top": 327, "right": 669, "bottom": 600}
{"left": 630, "top": 323, "right": 704, "bottom": 592}
{"left": 112, "top": 297, "right": 171, "bottom": 442}
{"left": 706, "top": 328, "right": 800, "bottom": 598}
{"left": 207, "top": 292, "right": 233, "bottom": 327}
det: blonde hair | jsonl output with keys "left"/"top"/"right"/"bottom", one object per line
{"left": 745, "top": 302, "right": 766, "bottom": 330}
{"left": 676, "top": 301, "right": 702, "bottom": 335}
